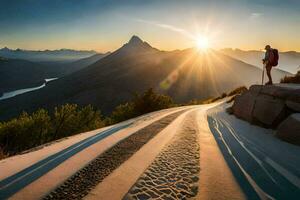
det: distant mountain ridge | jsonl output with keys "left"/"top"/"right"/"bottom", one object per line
{"left": 0, "top": 52, "right": 109, "bottom": 94}
{"left": 221, "top": 48, "right": 300, "bottom": 74}
{"left": 0, "top": 57, "right": 48, "bottom": 94}
{"left": 0, "top": 47, "right": 99, "bottom": 62}
{"left": 0, "top": 36, "right": 290, "bottom": 121}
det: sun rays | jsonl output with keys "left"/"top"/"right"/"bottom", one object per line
{"left": 157, "top": 46, "right": 241, "bottom": 101}
{"left": 196, "top": 35, "right": 210, "bottom": 50}
{"left": 149, "top": 19, "right": 226, "bottom": 97}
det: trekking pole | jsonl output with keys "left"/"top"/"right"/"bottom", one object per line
{"left": 261, "top": 63, "right": 265, "bottom": 85}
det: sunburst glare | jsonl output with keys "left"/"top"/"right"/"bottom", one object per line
{"left": 196, "top": 35, "right": 210, "bottom": 50}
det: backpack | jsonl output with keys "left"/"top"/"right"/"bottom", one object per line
{"left": 271, "top": 49, "right": 279, "bottom": 66}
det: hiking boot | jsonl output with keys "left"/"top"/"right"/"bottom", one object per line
{"left": 265, "top": 81, "right": 273, "bottom": 85}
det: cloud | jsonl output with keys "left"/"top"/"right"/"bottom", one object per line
{"left": 250, "top": 12, "right": 263, "bottom": 19}
{"left": 134, "top": 18, "right": 195, "bottom": 39}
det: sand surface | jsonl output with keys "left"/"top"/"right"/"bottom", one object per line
{"left": 0, "top": 103, "right": 251, "bottom": 200}
{"left": 1, "top": 107, "right": 187, "bottom": 199}
{"left": 85, "top": 108, "right": 194, "bottom": 200}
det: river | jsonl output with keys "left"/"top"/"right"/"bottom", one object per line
{"left": 0, "top": 78, "right": 58, "bottom": 101}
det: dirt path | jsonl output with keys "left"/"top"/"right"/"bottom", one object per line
{"left": 1, "top": 107, "right": 187, "bottom": 200}
{"left": 196, "top": 108, "right": 246, "bottom": 200}
{"left": 85, "top": 108, "right": 194, "bottom": 200}
{"left": 124, "top": 111, "right": 200, "bottom": 200}
{"left": 43, "top": 109, "right": 188, "bottom": 199}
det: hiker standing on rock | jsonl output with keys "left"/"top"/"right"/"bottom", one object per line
{"left": 262, "top": 45, "right": 279, "bottom": 85}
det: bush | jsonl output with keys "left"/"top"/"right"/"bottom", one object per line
{"left": 31, "top": 109, "right": 52, "bottom": 145}
{"left": 133, "top": 88, "right": 173, "bottom": 115}
{"left": 0, "top": 104, "right": 104, "bottom": 157}
{"left": 109, "top": 88, "right": 174, "bottom": 123}
{"left": 227, "top": 86, "right": 248, "bottom": 96}
{"left": 280, "top": 71, "right": 300, "bottom": 83}
{"left": 109, "top": 102, "right": 135, "bottom": 124}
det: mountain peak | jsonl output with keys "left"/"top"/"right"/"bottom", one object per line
{"left": 128, "top": 35, "right": 144, "bottom": 45}
{"left": 115, "top": 35, "right": 156, "bottom": 54}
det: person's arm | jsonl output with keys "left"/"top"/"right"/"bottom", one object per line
{"left": 263, "top": 51, "right": 269, "bottom": 64}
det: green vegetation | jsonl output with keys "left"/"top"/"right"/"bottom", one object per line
{"left": 280, "top": 70, "right": 300, "bottom": 83}
{"left": 227, "top": 86, "right": 248, "bottom": 96}
{"left": 0, "top": 104, "right": 103, "bottom": 158}
{"left": 108, "top": 88, "right": 174, "bottom": 124}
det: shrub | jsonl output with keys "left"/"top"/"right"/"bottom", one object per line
{"left": 31, "top": 109, "right": 52, "bottom": 145}
{"left": 52, "top": 104, "right": 80, "bottom": 139}
{"left": 227, "top": 86, "right": 248, "bottom": 96}
{"left": 76, "top": 105, "right": 103, "bottom": 132}
{"left": 133, "top": 88, "right": 173, "bottom": 115}
{"left": 109, "top": 88, "right": 174, "bottom": 123}
{"left": 280, "top": 71, "right": 300, "bottom": 83}
{"left": 0, "top": 104, "right": 104, "bottom": 157}
{"left": 109, "top": 102, "right": 135, "bottom": 124}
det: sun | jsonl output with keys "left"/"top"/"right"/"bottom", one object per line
{"left": 196, "top": 36, "right": 210, "bottom": 50}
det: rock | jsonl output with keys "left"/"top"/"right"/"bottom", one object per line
{"left": 232, "top": 91, "right": 256, "bottom": 122}
{"left": 232, "top": 84, "right": 300, "bottom": 144}
{"left": 276, "top": 114, "right": 300, "bottom": 145}
{"left": 249, "top": 84, "right": 300, "bottom": 100}
{"left": 286, "top": 100, "right": 300, "bottom": 112}
{"left": 252, "top": 95, "right": 286, "bottom": 127}
{"left": 286, "top": 90, "right": 300, "bottom": 103}
{"left": 233, "top": 85, "right": 298, "bottom": 127}
{"left": 226, "top": 106, "right": 234, "bottom": 115}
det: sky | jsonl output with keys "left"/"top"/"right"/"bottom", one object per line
{"left": 1, "top": 0, "right": 300, "bottom": 52}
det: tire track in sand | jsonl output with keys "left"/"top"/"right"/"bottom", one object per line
{"left": 44, "top": 109, "right": 189, "bottom": 200}
{"left": 124, "top": 111, "right": 200, "bottom": 200}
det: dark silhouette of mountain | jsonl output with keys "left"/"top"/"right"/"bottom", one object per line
{"left": 0, "top": 36, "right": 289, "bottom": 120}
{"left": 0, "top": 57, "right": 48, "bottom": 94}
{"left": 221, "top": 48, "right": 300, "bottom": 74}
{"left": 61, "top": 52, "right": 110, "bottom": 74}
{"left": 0, "top": 53, "right": 109, "bottom": 94}
{"left": 0, "top": 47, "right": 98, "bottom": 62}
{"left": 37, "top": 52, "right": 110, "bottom": 77}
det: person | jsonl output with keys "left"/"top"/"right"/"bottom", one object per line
{"left": 262, "top": 45, "right": 274, "bottom": 85}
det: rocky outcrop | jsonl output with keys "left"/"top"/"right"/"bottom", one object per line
{"left": 232, "top": 91, "right": 256, "bottom": 122}
{"left": 252, "top": 95, "right": 286, "bottom": 126}
{"left": 232, "top": 84, "right": 300, "bottom": 145}
{"left": 276, "top": 114, "right": 300, "bottom": 145}
{"left": 286, "top": 100, "right": 300, "bottom": 112}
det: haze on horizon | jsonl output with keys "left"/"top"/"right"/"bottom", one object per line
{"left": 1, "top": 0, "right": 300, "bottom": 52}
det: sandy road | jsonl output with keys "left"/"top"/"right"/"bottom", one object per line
{"left": 0, "top": 103, "right": 255, "bottom": 200}
{"left": 85, "top": 104, "right": 244, "bottom": 200}
{"left": 0, "top": 107, "right": 191, "bottom": 199}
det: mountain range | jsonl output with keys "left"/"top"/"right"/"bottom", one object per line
{"left": 0, "top": 47, "right": 99, "bottom": 62}
{"left": 0, "top": 53, "right": 109, "bottom": 94}
{"left": 0, "top": 57, "right": 48, "bottom": 94}
{"left": 0, "top": 36, "right": 289, "bottom": 120}
{"left": 221, "top": 48, "right": 300, "bottom": 74}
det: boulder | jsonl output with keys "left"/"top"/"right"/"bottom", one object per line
{"left": 232, "top": 84, "right": 300, "bottom": 144}
{"left": 232, "top": 91, "right": 256, "bottom": 122}
{"left": 232, "top": 91, "right": 286, "bottom": 127}
{"left": 252, "top": 95, "right": 286, "bottom": 127}
{"left": 276, "top": 114, "right": 300, "bottom": 145}
{"left": 286, "top": 100, "right": 300, "bottom": 112}
{"left": 286, "top": 90, "right": 300, "bottom": 103}
{"left": 249, "top": 84, "right": 300, "bottom": 100}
